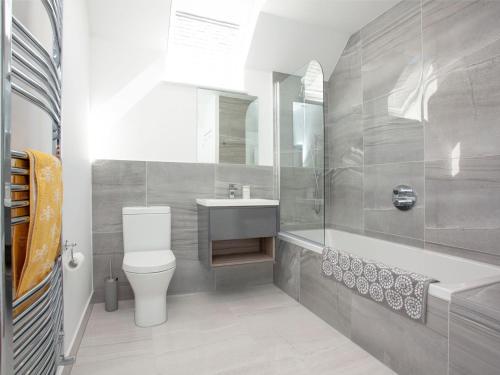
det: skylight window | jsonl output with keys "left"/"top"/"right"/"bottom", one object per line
{"left": 164, "top": 0, "right": 265, "bottom": 91}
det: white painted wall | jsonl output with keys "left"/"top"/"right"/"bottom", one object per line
{"left": 89, "top": 33, "right": 274, "bottom": 165}
{"left": 245, "top": 12, "right": 348, "bottom": 78}
{"left": 60, "top": 0, "right": 93, "bottom": 354}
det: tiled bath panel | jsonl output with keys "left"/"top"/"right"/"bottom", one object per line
{"left": 92, "top": 159, "right": 274, "bottom": 302}
{"left": 325, "top": 0, "right": 500, "bottom": 265}
{"left": 274, "top": 239, "right": 449, "bottom": 375}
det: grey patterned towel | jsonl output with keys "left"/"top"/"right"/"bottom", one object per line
{"left": 321, "top": 247, "right": 437, "bottom": 323}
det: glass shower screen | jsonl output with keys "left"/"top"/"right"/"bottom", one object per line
{"left": 276, "top": 60, "right": 325, "bottom": 245}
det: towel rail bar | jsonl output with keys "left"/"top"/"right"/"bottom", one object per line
{"left": 11, "top": 150, "right": 28, "bottom": 160}
{"left": 40, "top": 0, "right": 62, "bottom": 54}
{"left": 11, "top": 167, "right": 29, "bottom": 176}
{"left": 12, "top": 32, "right": 60, "bottom": 94}
{"left": 14, "top": 260, "right": 60, "bottom": 310}
{"left": 12, "top": 50, "right": 60, "bottom": 100}
{"left": 11, "top": 217, "right": 30, "bottom": 226}
{"left": 3, "top": 1, "right": 65, "bottom": 373}
{"left": 12, "top": 17, "right": 60, "bottom": 90}
{"left": 12, "top": 83, "right": 61, "bottom": 125}
{"left": 12, "top": 67, "right": 61, "bottom": 113}
{"left": 11, "top": 184, "right": 29, "bottom": 192}
{"left": 10, "top": 200, "right": 29, "bottom": 208}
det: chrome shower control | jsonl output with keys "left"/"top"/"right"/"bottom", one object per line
{"left": 392, "top": 185, "right": 416, "bottom": 211}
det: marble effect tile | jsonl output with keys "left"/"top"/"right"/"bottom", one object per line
{"left": 327, "top": 167, "right": 363, "bottom": 232}
{"left": 215, "top": 163, "right": 274, "bottom": 199}
{"left": 273, "top": 240, "right": 302, "bottom": 301}
{"left": 364, "top": 162, "right": 424, "bottom": 241}
{"left": 361, "top": 0, "right": 422, "bottom": 102}
{"left": 363, "top": 93, "right": 423, "bottom": 165}
{"left": 73, "top": 286, "right": 394, "bottom": 375}
{"left": 425, "top": 156, "right": 500, "bottom": 262}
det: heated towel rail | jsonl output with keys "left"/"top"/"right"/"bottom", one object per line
{"left": 1, "top": 0, "right": 70, "bottom": 374}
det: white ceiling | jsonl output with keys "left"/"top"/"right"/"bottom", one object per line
{"left": 87, "top": 0, "right": 401, "bottom": 80}
{"left": 262, "top": 0, "right": 400, "bottom": 34}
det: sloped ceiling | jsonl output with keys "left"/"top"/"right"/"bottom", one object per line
{"left": 246, "top": 0, "right": 400, "bottom": 78}
{"left": 87, "top": 0, "right": 400, "bottom": 79}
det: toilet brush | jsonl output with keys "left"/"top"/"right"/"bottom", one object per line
{"left": 104, "top": 258, "right": 118, "bottom": 312}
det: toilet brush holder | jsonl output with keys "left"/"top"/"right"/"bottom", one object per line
{"left": 104, "top": 276, "right": 118, "bottom": 312}
{"left": 104, "top": 258, "right": 118, "bottom": 312}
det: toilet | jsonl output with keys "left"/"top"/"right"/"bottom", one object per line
{"left": 122, "top": 206, "right": 176, "bottom": 327}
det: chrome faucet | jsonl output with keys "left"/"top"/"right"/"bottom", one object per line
{"left": 228, "top": 184, "right": 238, "bottom": 199}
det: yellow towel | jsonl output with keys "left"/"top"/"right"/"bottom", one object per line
{"left": 11, "top": 157, "right": 29, "bottom": 293}
{"left": 16, "top": 149, "right": 63, "bottom": 299}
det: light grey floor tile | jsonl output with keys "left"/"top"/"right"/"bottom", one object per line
{"left": 73, "top": 285, "right": 391, "bottom": 375}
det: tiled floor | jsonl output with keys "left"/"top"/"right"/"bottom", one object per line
{"left": 72, "top": 285, "right": 395, "bottom": 375}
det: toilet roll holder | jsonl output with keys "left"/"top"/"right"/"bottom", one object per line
{"left": 63, "top": 240, "right": 79, "bottom": 268}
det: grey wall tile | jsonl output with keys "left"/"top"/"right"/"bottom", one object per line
{"left": 280, "top": 166, "right": 324, "bottom": 230}
{"left": 214, "top": 262, "right": 273, "bottom": 290}
{"left": 169, "top": 259, "right": 215, "bottom": 295}
{"left": 363, "top": 93, "right": 423, "bottom": 165}
{"left": 92, "top": 159, "right": 276, "bottom": 300}
{"left": 299, "top": 250, "right": 351, "bottom": 337}
{"left": 422, "top": 0, "right": 500, "bottom": 76}
{"left": 425, "top": 156, "right": 500, "bottom": 263}
{"left": 92, "top": 232, "right": 123, "bottom": 256}
{"left": 273, "top": 240, "right": 302, "bottom": 301}
{"left": 361, "top": 0, "right": 422, "bottom": 102}
{"left": 350, "top": 293, "right": 448, "bottom": 375}
{"left": 92, "top": 160, "right": 146, "bottom": 233}
{"left": 215, "top": 163, "right": 274, "bottom": 199}
{"left": 422, "top": 1, "right": 500, "bottom": 161}
{"left": 327, "top": 32, "right": 362, "bottom": 122}
{"left": 427, "top": 296, "right": 449, "bottom": 338}
{"left": 364, "top": 162, "right": 424, "bottom": 241}
{"left": 326, "top": 106, "right": 363, "bottom": 169}
{"left": 327, "top": 167, "right": 363, "bottom": 232}
{"left": 449, "top": 312, "right": 500, "bottom": 375}
{"left": 147, "top": 162, "right": 215, "bottom": 261}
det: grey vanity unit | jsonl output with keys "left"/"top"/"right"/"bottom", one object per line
{"left": 197, "top": 199, "right": 279, "bottom": 267}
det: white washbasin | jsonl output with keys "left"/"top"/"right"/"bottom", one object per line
{"left": 196, "top": 198, "right": 279, "bottom": 207}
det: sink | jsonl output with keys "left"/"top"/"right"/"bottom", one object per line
{"left": 196, "top": 198, "right": 279, "bottom": 207}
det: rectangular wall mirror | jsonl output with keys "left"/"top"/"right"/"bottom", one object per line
{"left": 197, "top": 89, "right": 262, "bottom": 166}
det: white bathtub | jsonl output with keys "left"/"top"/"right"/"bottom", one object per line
{"left": 279, "top": 228, "right": 500, "bottom": 301}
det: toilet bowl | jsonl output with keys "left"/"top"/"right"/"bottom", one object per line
{"left": 122, "top": 206, "right": 176, "bottom": 327}
{"left": 123, "top": 250, "right": 176, "bottom": 327}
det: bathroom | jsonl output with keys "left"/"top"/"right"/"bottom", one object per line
{"left": 1, "top": 0, "right": 500, "bottom": 374}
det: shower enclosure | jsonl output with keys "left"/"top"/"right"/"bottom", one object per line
{"left": 275, "top": 60, "right": 325, "bottom": 245}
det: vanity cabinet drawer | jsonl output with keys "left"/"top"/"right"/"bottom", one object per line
{"left": 209, "top": 207, "right": 277, "bottom": 240}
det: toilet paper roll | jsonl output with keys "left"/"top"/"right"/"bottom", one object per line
{"left": 64, "top": 252, "right": 85, "bottom": 272}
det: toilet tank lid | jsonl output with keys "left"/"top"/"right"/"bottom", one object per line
{"left": 123, "top": 206, "right": 171, "bottom": 215}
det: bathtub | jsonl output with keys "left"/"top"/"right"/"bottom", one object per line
{"left": 279, "top": 228, "right": 500, "bottom": 301}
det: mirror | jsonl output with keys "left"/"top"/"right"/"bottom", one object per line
{"left": 197, "top": 89, "right": 261, "bottom": 165}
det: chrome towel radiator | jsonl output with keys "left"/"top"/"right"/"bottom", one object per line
{"left": 1, "top": 0, "right": 70, "bottom": 374}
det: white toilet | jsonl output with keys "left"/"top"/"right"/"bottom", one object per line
{"left": 122, "top": 206, "right": 176, "bottom": 327}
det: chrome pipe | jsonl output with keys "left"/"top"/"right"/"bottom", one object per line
{"left": 12, "top": 66, "right": 61, "bottom": 113}
{"left": 12, "top": 83, "right": 61, "bottom": 125}
{"left": 40, "top": 0, "right": 62, "bottom": 55}
{"left": 14, "top": 258, "right": 60, "bottom": 308}
{"left": 11, "top": 184, "right": 29, "bottom": 192}
{"left": 11, "top": 216, "right": 29, "bottom": 226}
{"left": 13, "top": 49, "right": 61, "bottom": 100}
{"left": 12, "top": 18, "right": 61, "bottom": 91}
{"left": 10, "top": 200, "right": 29, "bottom": 208}
{"left": 11, "top": 150, "right": 28, "bottom": 159}
{"left": 11, "top": 166, "right": 29, "bottom": 175}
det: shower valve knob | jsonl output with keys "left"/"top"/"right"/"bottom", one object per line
{"left": 392, "top": 185, "right": 416, "bottom": 211}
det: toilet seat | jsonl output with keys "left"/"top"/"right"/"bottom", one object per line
{"left": 123, "top": 250, "right": 176, "bottom": 274}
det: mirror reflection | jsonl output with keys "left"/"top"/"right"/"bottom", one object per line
{"left": 197, "top": 89, "right": 259, "bottom": 165}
